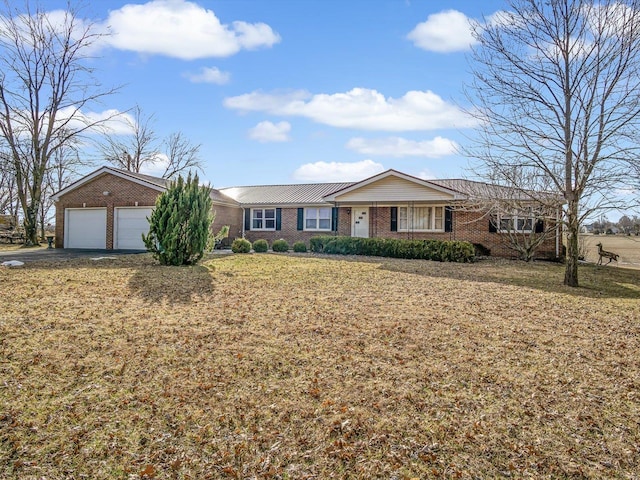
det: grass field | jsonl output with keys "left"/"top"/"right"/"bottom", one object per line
{"left": 581, "top": 234, "right": 640, "bottom": 269}
{"left": 1, "top": 253, "right": 639, "bottom": 479}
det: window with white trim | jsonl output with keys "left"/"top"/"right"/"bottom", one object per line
{"left": 398, "top": 206, "right": 445, "bottom": 231}
{"left": 305, "top": 207, "right": 332, "bottom": 230}
{"left": 252, "top": 208, "right": 276, "bottom": 230}
{"left": 498, "top": 209, "right": 534, "bottom": 233}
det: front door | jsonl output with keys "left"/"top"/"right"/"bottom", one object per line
{"left": 352, "top": 207, "right": 369, "bottom": 238}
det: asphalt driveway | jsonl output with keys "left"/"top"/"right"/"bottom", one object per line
{"left": 0, "top": 247, "right": 146, "bottom": 264}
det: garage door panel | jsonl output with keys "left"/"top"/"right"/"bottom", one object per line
{"left": 115, "top": 207, "right": 153, "bottom": 250}
{"left": 66, "top": 208, "right": 107, "bottom": 249}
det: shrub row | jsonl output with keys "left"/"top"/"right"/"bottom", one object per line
{"left": 230, "top": 238, "right": 308, "bottom": 253}
{"left": 309, "top": 236, "right": 475, "bottom": 262}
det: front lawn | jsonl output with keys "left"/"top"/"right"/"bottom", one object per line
{"left": 1, "top": 254, "right": 639, "bottom": 478}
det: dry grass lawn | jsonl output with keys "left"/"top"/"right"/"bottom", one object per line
{"left": 1, "top": 253, "right": 639, "bottom": 479}
{"left": 581, "top": 235, "right": 640, "bottom": 270}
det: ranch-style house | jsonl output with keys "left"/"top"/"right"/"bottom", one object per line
{"left": 52, "top": 166, "right": 562, "bottom": 258}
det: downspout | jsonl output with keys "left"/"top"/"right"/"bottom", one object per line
{"left": 242, "top": 207, "right": 246, "bottom": 238}
{"left": 555, "top": 206, "right": 561, "bottom": 258}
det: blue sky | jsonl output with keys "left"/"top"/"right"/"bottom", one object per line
{"left": 35, "top": 0, "right": 508, "bottom": 188}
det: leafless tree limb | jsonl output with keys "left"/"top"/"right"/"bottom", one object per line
{"left": 0, "top": 0, "right": 119, "bottom": 245}
{"left": 465, "top": 0, "right": 640, "bottom": 286}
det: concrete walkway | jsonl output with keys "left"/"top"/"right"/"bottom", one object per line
{"left": 0, "top": 247, "right": 146, "bottom": 263}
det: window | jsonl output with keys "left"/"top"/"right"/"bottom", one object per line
{"left": 305, "top": 207, "right": 332, "bottom": 230}
{"left": 497, "top": 209, "right": 535, "bottom": 233}
{"left": 398, "top": 206, "right": 445, "bottom": 231}
{"left": 252, "top": 208, "right": 276, "bottom": 230}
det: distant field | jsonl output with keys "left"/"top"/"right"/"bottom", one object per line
{"left": 581, "top": 234, "right": 640, "bottom": 269}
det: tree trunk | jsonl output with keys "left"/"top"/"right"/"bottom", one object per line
{"left": 564, "top": 200, "right": 580, "bottom": 287}
{"left": 23, "top": 204, "right": 39, "bottom": 246}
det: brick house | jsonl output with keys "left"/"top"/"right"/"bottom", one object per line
{"left": 53, "top": 167, "right": 562, "bottom": 258}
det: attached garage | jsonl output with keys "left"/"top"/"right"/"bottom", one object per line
{"left": 114, "top": 207, "right": 153, "bottom": 250}
{"left": 65, "top": 208, "right": 107, "bottom": 249}
{"left": 54, "top": 166, "right": 243, "bottom": 250}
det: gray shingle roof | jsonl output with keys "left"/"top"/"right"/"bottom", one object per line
{"left": 219, "top": 182, "right": 355, "bottom": 205}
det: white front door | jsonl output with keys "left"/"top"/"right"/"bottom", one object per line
{"left": 352, "top": 207, "right": 369, "bottom": 238}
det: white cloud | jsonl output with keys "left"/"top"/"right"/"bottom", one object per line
{"left": 184, "top": 66, "right": 231, "bottom": 84}
{"left": 248, "top": 121, "right": 291, "bottom": 143}
{"left": 292, "top": 159, "right": 384, "bottom": 182}
{"left": 346, "top": 136, "right": 458, "bottom": 157}
{"left": 415, "top": 169, "right": 436, "bottom": 180}
{"left": 102, "top": 0, "right": 280, "bottom": 60}
{"left": 224, "top": 88, "right": 476, "bottom": 131}
{"left": 407, "top": 9, "right": 479, "bottom": 53}
{"left": 139, "top": 153, "right": 170, "bottom": 177}
{"left": 52, "top": 107, "right": 135, "bottom": 135}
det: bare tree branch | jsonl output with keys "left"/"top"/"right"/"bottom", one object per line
{"left": 0, "top": 0, "right": 119, "bottom": 245}
{"left": 161, "top": 131, "right": 202, "bottom": 180}
{"left": 465, "top": 0, "right": 640, "bottom": 286}
{"left": 99, "top": 105, "right": 161, "bottom": 173}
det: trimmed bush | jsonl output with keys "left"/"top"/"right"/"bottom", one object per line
{"left": 309, "top": 235, "right": 475, "bottom": 262}
{"left": 231, "top": 238, "right": 251, "bottom": 253}
{"left": 293, "top": 241, "right": 307, "bottom": 253}
{"left": 272, "top": 239, "right": 289, "bottom": 252}
{"left": 253, "top": 239, "right": 268, "bottom": 253}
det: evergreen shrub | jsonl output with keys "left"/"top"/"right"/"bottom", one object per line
{"left": 271, "top": 239, "right": 289, "bottom": 252}
{"left": 309, "top": 236, "right": 475, "bottom": 262}
{"left": 253, "top": 239, "right": 268, "bottom": 253}
{"left": 143, "top": 173, "right": 212, "bottom": 266}
{"left": 231, "top": 238, "right": 252, "bottom": 253}
{"left": 293, "top": 241, "right": 307, "bottom": 252}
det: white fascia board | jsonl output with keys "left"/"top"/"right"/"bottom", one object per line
{"left": 52, "top": 166, "right": 166, "bottom": 201}
{"left": 323, "top": 169, "right": 467, "bottom": 202}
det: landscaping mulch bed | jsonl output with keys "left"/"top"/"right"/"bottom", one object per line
{"left": 1, "top": 253, "right": 639, "bottom": 479}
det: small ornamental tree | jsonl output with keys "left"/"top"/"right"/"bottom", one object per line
{"left": 143, "top": 172, "right": 212, "bottom": 265}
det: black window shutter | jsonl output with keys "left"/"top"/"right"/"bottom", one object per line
{"left": 489, "top": 215, "right": 497, "bottom": 233}
{"left": 297, "top": 208, "right": 304, "bottom": 231}
{"left": 276, "top": 208, "right": 282, "bottom": 231}
{"left": 331, "top": 207, "right": 338, "bottom": 231}
{"left": 244, "top": 209, "right": 251, "bottom": 231}
{"left": 390, "top": 207, "right": 398, "bottom": 232}
{"left": 444, "top": 206, "right": 453, "bottom": 232}
{"left": 535, "top": 219, "right": 544, "bottom": 233}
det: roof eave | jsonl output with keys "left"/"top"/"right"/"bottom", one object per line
{"left": 52, "top": 166, "right": 166, "bottom": 201}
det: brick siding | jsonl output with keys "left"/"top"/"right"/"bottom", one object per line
{"left": 212, "top": 204, "right": 243, "bottom": 247}
{"left": 56, "top": 175, "right": 559, "bottom": 258}
{"left": 244, "top": 206, "right": 559, "bottom": 258}
{"left": 56, "top": 173, "right": 243, "bottom": 250}
{"left": 243, "top": 207, "right": 339, "bottom": 247}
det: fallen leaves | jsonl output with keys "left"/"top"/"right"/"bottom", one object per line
{"left": 0, "top": 253, "right": 639, "bottom": 478}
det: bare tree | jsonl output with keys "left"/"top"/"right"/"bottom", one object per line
{"left": 466, "top": 0, "right": 640, "bottom": 286}
{"left": 101, "top": 107, "right": 202, "bottom": 179}
{"left": 39, "top": 135, "right": 85, "bottom": 240}
{"left": 0, "top": 149, "right": 17, "bottom": 216}
{"left": 161, "top": 131, "right": 202, "bottom": 180}
{"left": 100, "top": 105, "right": 161, "bottom": 173}
{"left": 0, "top": 1, "right": 119, "bottom": 245}
{"left": 443, "top": 174, "right": 560, "bottom": 261}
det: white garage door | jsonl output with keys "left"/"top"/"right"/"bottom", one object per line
{"left": 114, "top": 207, "right": 153, "bottom": 250}
{"left": 66, "top": 208, "right": 107, "bottom": 249}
